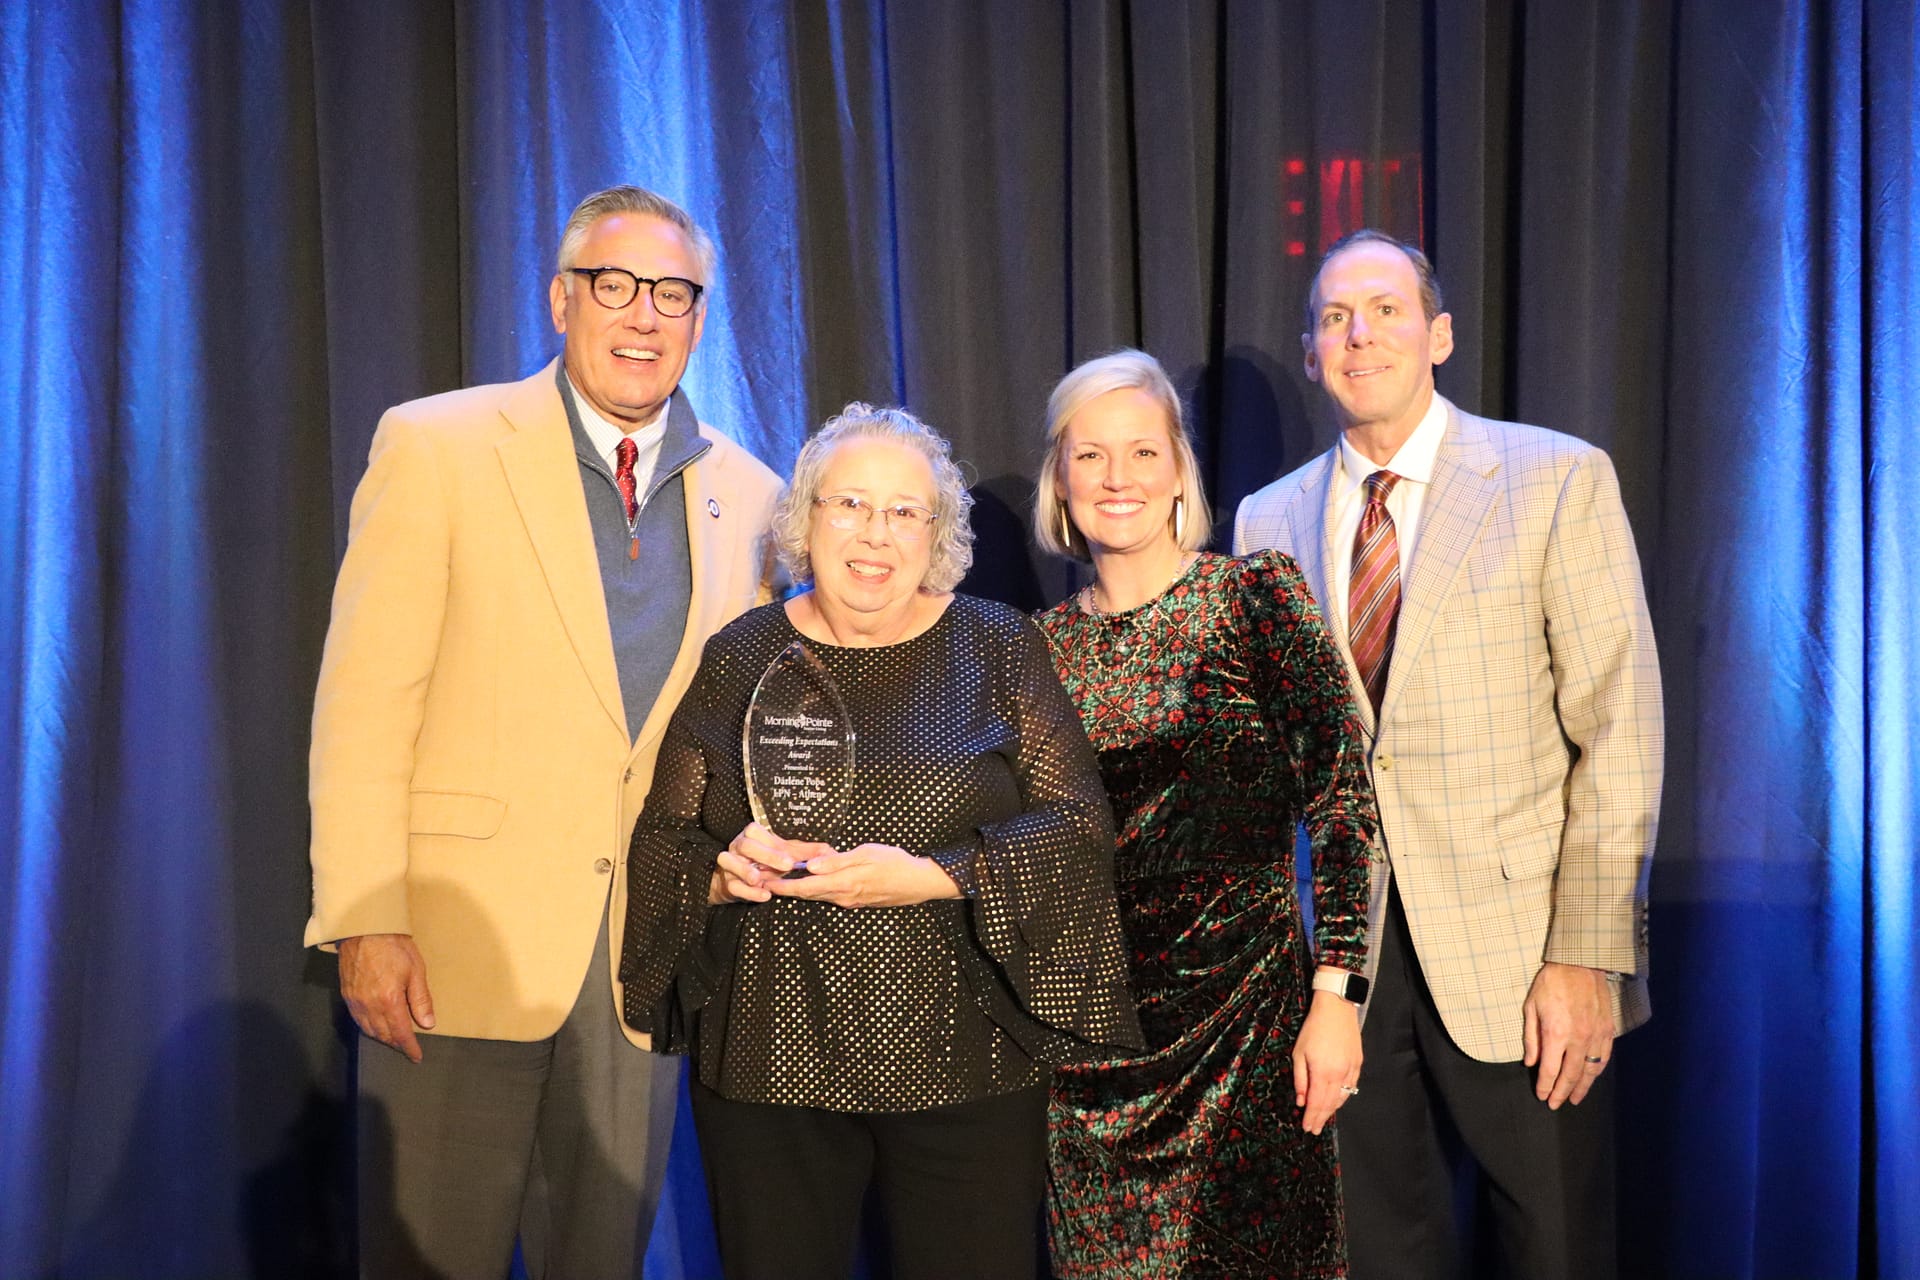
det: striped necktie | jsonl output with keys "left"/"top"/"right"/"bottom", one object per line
{"left": 1349, "top": 470, "right": 1402, "bottom": 714}
{"left": 614, "top": 437, "right": 640, "bottom": 523}
{"left": 614, "top": 437, "right": 640, "bottom": 560}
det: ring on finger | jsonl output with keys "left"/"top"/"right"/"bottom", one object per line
{"left": 1584, "top": 1055, "right": 1605, "bottom": 1066}
{"left": 1339, "top": 1084, "right": 1360, "bottom": 1097}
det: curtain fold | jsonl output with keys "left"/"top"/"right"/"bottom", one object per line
{"left": 1861, "top": 4, "right": 1918, "bottom": 1275}
{"left": 0, "top": 3, "right": 118, "bottom": 1271}
{"left": 1, "top": 2, "right": 1913, "bottom": 1276}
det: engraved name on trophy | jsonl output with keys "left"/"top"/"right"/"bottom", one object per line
{"left": 742, "top": 639, "right": 856, "bottom": 875}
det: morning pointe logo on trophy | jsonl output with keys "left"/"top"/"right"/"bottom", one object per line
{"left": 742, "top": 640, "right": 857, "bottom": 877}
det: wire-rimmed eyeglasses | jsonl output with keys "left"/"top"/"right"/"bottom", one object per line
{"left": 814, "top": 494, "right": 938, "bottom": 541}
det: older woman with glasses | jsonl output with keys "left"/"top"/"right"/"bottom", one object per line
{"left": 621, "top": 402, "right": 1143, "bottom": 1280}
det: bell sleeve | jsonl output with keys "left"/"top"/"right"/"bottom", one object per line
{"left": 619, "top": 638, "right": 737, "bottom": 1051}
{"left": 925, "top": 613, "right": 1145, "bottom": 1053}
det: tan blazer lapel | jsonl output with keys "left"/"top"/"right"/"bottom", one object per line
{"left": 1380, "top": 403, "right": 1501, "bottom": 725}
{"left": 1289, "top": 449, "right": 1339, "bottom": 618}
{"left": 494, "top": 363, "right": 627, "bottom": 739}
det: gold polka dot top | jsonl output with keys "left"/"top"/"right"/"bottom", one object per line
{"left": 623, "top": 595, "right": 1144, "bottom": 1112}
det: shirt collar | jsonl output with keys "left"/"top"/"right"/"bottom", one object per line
{"left": 1337, "top": 392, "right": 1449, "bottom": 489}
{"left": 564, "top": 372, "right": 668, "bottom": 469}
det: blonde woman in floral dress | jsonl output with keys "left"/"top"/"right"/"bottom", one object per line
{"left": 1034, "top": 350, "right": 1380, "bottom": 1278}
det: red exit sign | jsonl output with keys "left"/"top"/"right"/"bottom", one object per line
{"left": 1281, "top": 153, "right": 1425, "bottom": 256}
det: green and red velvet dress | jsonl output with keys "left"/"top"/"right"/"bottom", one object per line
{"left": 1037, "top": 551, "right": 1379, "bottom": 1279}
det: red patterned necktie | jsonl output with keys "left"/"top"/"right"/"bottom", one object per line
{"left": 614, "top": 437, "right": 640, "bottom": 560}
{"left": 1349, "top": 469, "right": 1402, "bottom": 714}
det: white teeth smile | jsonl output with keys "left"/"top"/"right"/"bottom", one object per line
{"left": 613, "top": 348, "right": 659, "bottom": 361}
{"left": 848, "top": 562, "right": 890, "bottom": 579}
{"left": 1096, "top": 501, "right": 1145, "bottom": 515}
{"left": 1346, "top": 367, "right": 1386, "bottom": 378}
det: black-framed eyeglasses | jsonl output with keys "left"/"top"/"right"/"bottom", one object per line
{"left": 567, "top": 267, "right": 704, "bottom": 318}
{"left": 813, "top": 494, "right": 938, "bottom": 540}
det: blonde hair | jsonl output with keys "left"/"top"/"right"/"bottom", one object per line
{"left": 1032, "top": 349, "right": 1212, "bottom": 562}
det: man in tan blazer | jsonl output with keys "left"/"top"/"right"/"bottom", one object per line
{"left": 306, "top": 185, "right": 781, "bottom": 1278}
{"left": 1235, "top": 231, "right": 1661, "bottom": 1280}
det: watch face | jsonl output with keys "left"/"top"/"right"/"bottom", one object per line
{"left": 1314, "top": 969, "right": 1370, "bottom": 1004}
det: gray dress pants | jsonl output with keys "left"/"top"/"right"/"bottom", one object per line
{"left": 356, "top": 908, "right": 680, "bottom": 1280}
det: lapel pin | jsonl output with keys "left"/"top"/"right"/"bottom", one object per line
{"left": 707, "top": 498, "right": 720, "bottom": 518}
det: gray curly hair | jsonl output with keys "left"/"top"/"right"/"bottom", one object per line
{"left": 772, "top": 403, "right": 976, "bottom": 593}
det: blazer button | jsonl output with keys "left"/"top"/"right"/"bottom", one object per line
{"left": 594, "top": 858, "right": 613, "bottom": 874}
{"left": 1373, "top": 753, "right": 1395, "bottom": 771}
{"left": 623, "top": 768, "right": 634, "bottom": 784}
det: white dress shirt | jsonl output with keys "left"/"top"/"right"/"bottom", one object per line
{"left": 1325, "top": 392, "right": 1449, "bottom": 643}
{"left": 566, "top": 372, "right": 669, "bottom": 506}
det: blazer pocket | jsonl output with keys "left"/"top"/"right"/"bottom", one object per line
{"left": 1498, "top": 827, "right": 1561, "bottom": 881}
{"left": 409, "top": 790, "right": 508, "bottom": 839}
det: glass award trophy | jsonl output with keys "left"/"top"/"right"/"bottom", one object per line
{"left": 742, "top": 640, "right": 856, "bottom": 874}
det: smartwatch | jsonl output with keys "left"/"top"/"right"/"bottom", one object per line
{"left": 1311, "top": 968, "right": 1370, "bottom": 1004}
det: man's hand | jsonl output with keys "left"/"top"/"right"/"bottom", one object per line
{"left": 766, "top": 843, "right": 961, "bottom": 910}
{"left": 339, "top": 933, "right": 435, "bottom": 1063}
{"left": 1523, "top": 961, "right": 1613, "bottom": 1108}
{"left": 1293, "top": 985, "right": 1364, "bottom": 1135}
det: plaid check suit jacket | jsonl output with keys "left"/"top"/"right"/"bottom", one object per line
{"left": 1233, "top": 398, "right": 1662, "bottom": 1062}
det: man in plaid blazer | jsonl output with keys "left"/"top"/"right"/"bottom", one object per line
{"left": 1234, "top": 230, "right": 1662, "bottom": 1280}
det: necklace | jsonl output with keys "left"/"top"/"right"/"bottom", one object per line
{"left": 1073, "top": 554, "right": 1202, "bottom": 743}
{"left": 1079, "top": 551, "right": 1199, "bottom": 617}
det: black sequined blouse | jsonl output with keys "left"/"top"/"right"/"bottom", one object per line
{"left": 622, "top": 594, "right": 1145, "bottom": 1112}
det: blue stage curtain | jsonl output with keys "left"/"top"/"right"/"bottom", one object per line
{"left": 1620, "top": 2, "right": 1919, "bottom": 1276}
{"left": 2, "top": 2, "right": 343, "bottom": 1276}
{"left": 1, "top": 2, "right": 1916, "bottom": 1278}
{"left": 1862, "top": 9, "right": 1919, "bottom": 1267}
{"left": 0, "top": 1, "right": 119, "bottom": 1269}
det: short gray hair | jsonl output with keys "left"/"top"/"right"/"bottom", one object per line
{"left": 1304, "top": 229, "right": 1444, "bottom": 331}
{"left": 1032, "top": 349, "right": 1213, "bottom": 562}
{"left": 555, "top": 185, "right": 717, "bottom": 297}
{"left": 772, "top": 403, "right": 976, "bottom": 593}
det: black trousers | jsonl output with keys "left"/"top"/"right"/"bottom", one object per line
{"left": 690, "top": 1078, "right": 1050, "bottom": 1280}
{"left": 1339, "top": 879, "right": 1618, "bottom": 1280}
